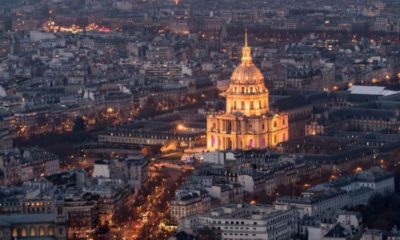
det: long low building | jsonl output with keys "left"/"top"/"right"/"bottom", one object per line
{"left": 275, "top": 189, "right": 350, "bottom": 218}
{"left": 179, "top": 203, "right": 299, "bottom": 240}
{"left": 98, "top": 129, "right": 205, "bottom": 148}
{"left": 0, "top": 213, "right": 67, "bottom": 240}
{"left": 98, "top": 116, "right": 206, "bottom": 148}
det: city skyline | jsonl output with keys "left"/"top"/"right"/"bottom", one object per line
{"left": 0, "top": 0, "right": 400, "bottom": 240}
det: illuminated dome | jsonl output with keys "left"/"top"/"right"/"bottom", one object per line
{"left": 207, "top": 31, "right": 289, "bottom": 152}
{"left": 225, "top": 32, "right": 270, "bottom": 116}
{"left": 231, "top": 64, "right": 265, "bottom": 85}
{"left": 230, "top": 32, "right": 265, "bottom": 86}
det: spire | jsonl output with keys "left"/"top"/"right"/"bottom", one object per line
{"left": 241, "top": 30, "right": 252, "bottom": 64}
{"left": 245, "top": 29, "right": 248, "bottom": 47}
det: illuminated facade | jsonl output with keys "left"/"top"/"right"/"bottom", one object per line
{"left": 207, "top": 33, "right": 289, "bottom": 151}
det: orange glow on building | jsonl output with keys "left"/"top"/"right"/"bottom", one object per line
{"left": 207, "top": 32, "right": 289, "bottom": 151}
{"left": 43, "top": 20, "right": 112, "bottom": 33}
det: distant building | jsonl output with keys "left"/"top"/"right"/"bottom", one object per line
{"left": 83, "top": 178, "right": 130, "bottom": 225}
{"left": 0, "top": 148, "right": 60, "bottom": 185}
{"left": 0, "top": 129, "right": 12, "bottom": 152}
{"left": 20, "top": 148, "right": 60, "bottom": 182}
{"left": 93, "top": 155, "right": 149, "bottom": 190}
{"left": 275, "top": 167, "right": 395, "bottom": 218}
{"left": 63, "top": 191, "right": 99, "bottom": 240}
{"left": 0, "top": 213, "right": 67, "bottom": 240}
{"left": 180, "top": 203, "right": 299, "bottom": 240}
{"left": 171, "top": 189, "right": 211, "bottom": 223}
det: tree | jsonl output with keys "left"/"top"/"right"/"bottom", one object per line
{"left": 73, "top": 116, "right": 86, "bottom": 133}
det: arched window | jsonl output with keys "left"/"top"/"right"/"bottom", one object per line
{"left": 250, "top": 87, "right": 253, "bottom": 93}
{"left": 21, "top": 227, "right": 27, "bottom": 237}
{"left": 242, "top": 87, "right": 245, "bottom": 93}
{"left": 48, "top": 227, "right": 54, "bottom": 236}
{"left": 12, "top": 228, "right": 17, "bottom": 237}
{"left": 39, "top": 227, "right": 45, "bottom": 236}
{"left": 261, "top": 138, "right": 265, "bottom": 147}
{"left": 250, "top": 101, "right": 254, "bottom": 110}
{"left": 30, "top": 227, "right": 36, "bottom": 237}
{"left": 273, "top": 121, "right": 277, "bottom": 128}
{"left": 241, "top": 101, "right": 245, "bottom": 110}
{"left": 233, "top": 101, "right": 236, "bottom": 109}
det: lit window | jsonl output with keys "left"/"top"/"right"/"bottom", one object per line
{"left": 39, "top": 227, "right": 45, "bottom": 236}
{"left": 30, "top": 227, "right": 36, "bottom": 237}
{"left": 48, "top": 227, "right": 54, "bottom": 236}
{"left": 21, "top": 228, "right": 27, "bottom": 237}
{"left": 249, "top": 139, "right": 253, "bottom": 148}
{"left": 211, "top": 136, "right": 216, "bottom": 147}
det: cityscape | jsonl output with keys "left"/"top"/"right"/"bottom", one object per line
{"left": 1, "top": 0, "right": 400, "bottom": 240}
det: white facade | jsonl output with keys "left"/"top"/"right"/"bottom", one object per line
{"left": 206, "top": 185, "right": 230, "bottom": 205}
{"left": 181, "top": 204, "right": 298, "bottom": 240}
{"left": 93, "top": 162, "right": 111, "bottom": 178}
{"left": 202, "top": 151, "right": 226, "bottom": 165}
{"left": 171, "top": 189, "right": 211, "bottom": 223}
{"left": 238, "top": 173, "right": 275, "bottom": 194}
{"left": 202, "top": 151, "right": 236, "bottom": 165}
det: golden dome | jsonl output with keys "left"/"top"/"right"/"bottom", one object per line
{"left": 231, "top": 64, "right": 264, "bottom": 85}
{"left": 224, "top": 32, "right": 270, "bottom": 116}
{"left": 230, "top": 32, "right": 265, "bottom": 86}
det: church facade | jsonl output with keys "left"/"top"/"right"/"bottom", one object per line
{"left": 207, "top": 34, "right": 289, "bottom": 151}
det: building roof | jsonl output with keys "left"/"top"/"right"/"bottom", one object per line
{"left": 348, "top": 85, "right": 398, "bottom": 96}
{"left": 203, "top": 203, "right": 292, "bottom": 220}
{"left": 0, "top": 213, "right": 57, "bottom": 225}
{"left": 324, "top": 223, "right": 353, "bottom": 238}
